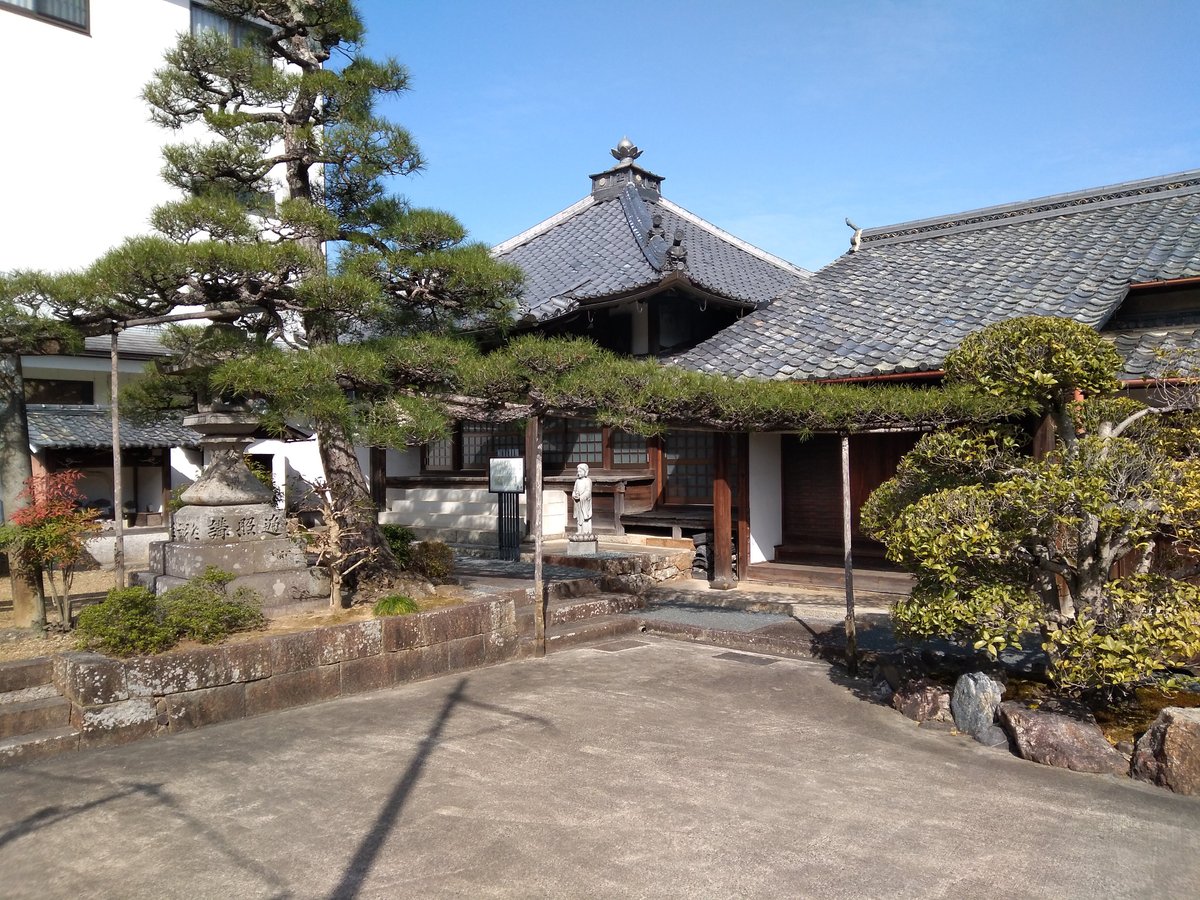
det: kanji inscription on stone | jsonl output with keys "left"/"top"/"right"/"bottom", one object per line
{"left": 263, "top": 511, "right": 284, "bottom": 534}
{"left": 235, "top": 516, "right": 258, "bottom": 537}
{"left": 175, "top": 521, "right": 201, "bottom": 542}
{"left": 207, "top": 515, "right": 229, "bottom": 540}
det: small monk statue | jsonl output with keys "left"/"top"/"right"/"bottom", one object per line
{"left": 571, "top": 463, "right": 593, "bottom": 536}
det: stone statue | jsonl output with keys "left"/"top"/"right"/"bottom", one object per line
{"left": 571, "top": 463, "right": 593, "bottom": 535}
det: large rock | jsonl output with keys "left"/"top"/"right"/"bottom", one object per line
{"left": 892, "top": 677, "right": 952, "bottom": 723}
{"left": 1131, "top": 707, "right": 1200, "bottom": 795}
{"left": 951, "top": 672, "right": 1005, "bottom": 739}
{"left": 999, "top": 701, "right": 1128, "bottom": 775}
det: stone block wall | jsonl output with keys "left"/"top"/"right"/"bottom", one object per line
{"left": 53, "top": 595, "right": 520, "bottom": 750}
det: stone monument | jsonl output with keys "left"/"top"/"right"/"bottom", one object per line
{"left": 137, "top": 408, "right": 329, "bottom": 609}
{"left": 568, "top": 463, "right": 598, "bottom": 556}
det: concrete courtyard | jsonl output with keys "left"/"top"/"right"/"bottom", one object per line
{"left": 1, "top": 638, "right": 1197, "bottom": 899}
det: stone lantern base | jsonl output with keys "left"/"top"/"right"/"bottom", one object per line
{"left": 134, "top": 410, "right": 330, "bottom": 610}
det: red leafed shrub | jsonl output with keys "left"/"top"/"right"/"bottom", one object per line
{"left": 0, "top": 470, "right": 100, "bottom": 628}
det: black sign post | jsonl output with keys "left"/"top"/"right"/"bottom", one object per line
{"left": 489, "top": 453, "right": 526, "bottom": 562}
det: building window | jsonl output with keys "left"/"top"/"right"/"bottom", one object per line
{"left": 24, "top": 379, "right": 94, "bottom": 405}
{"left": 0, "top": 0, "right": 88, "bottom": 31}
{"left": 191, "top": 2, "right": 268, "bottom": 48}
{"left": 462, "top": 421, "right": 523, "bottom": 470}
{"left": 424, "top": 436, "right": 454, "bottom": 471}
{"left": 422, "top": 422, "right": 524, "bottom": 472}
{"left": 611, "top": 429, "right": 648, "bottom": 466}
{"left": 545, "top": 417, "right": 603, "bottom": 469}
{"left": 664, "top": 430, "right": 713, "bottom": 505}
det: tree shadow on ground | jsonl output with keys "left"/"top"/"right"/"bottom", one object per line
{"left": 327, "top": 677, "right": 555, "bottom": 900}
{"left": 0, "top": 769, "right": 293, "bottom": 898}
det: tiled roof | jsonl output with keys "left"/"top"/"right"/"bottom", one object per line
{"left": 495, "top": 181, "right": 810, "bottom": 323}
{"left": 676, "top": 171, "right": 1200, "bottom": 381}
{"left": 26, "top": 406, "right": 201, "bottom": 450}
{"left": 81, "top": 326, "right": 170, "bottom": 358}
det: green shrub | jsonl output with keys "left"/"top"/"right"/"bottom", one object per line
{"left": 76, "top": 586, "right": 177, "bottom": 657}
{"left": 408, "top": 540, "right": 454, "bottom": 584}
{"left": 372, "top": 594, "right": 419, "bottom": 617}
{"left": 161, "top": 568, "right": 265, "bottom": 644}
{"left": 74, "top": 568, "right": 264, "bottom": 657}
{"left": 380, "top": 524, "right": 416, "bottom": 568}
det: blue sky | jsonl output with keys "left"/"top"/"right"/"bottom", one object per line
{"left": 357, "top": 0, "right": 1200, "bottom": 272}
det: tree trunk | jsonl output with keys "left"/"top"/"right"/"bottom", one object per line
{"left": 0, "top": 353, "right": 44, "bottom": 628}
{"left": 316, "top": 418, "right": 401, "bottom": 589}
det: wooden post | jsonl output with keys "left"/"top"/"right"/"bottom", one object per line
{"left": 369, "top": 446, "right": 387, "bottom": 510}
{"left": 841, "top": 433, "right": 858, "bottom": 675}
{"left": 712, "top": 432, "right": 735, "bottom": 590}
{"left": 736, "top": 432, "right": 750, "bottom": 580}
{"left": 110, "top": 330, "right": 125, "bottom": 587}
{"left": 530, "top": 415, "right": 545, "bottom": 657}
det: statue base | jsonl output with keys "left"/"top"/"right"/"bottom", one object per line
{"left": 567, "top": 533, "right": 598, "bottom": 556}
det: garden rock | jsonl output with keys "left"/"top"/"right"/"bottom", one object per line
{"left": 1131, "top": 707, "right": 1200, "bottom": 795}
{"left": 951, "top": 672, "right": 1005, "bottom": 739}
{"left": 998, "top": 701, "right": 1128, "bottom": 775}
{"left": 976, "top": 725, "right": 1011, "bottom": 749}
{"left": 892, "top": 677, "right": 952, "bottom": 723}
{"left": 869, "top": 677, "right": 894, "bottom": 705}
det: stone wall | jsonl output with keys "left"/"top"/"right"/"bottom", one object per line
{"left": 53, "top": 595, "right": 520, "bottom": 749}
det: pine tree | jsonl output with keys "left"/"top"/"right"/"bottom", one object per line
{"left": 14, "top": 1, "right": 520, "bottom": 588}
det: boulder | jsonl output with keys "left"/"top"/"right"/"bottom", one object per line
{"left": 951, "top": 672, "right": 1005, "bottom": 739}
{"left": 1131, "top": 707, "right": 1200, "bottom": 795}
{"left": 892, "top": 677, "right": 953, "bottom": 723}
{"left": 998, "top": 701, "right": 1128, "bottom": 776}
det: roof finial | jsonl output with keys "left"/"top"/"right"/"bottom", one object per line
{"left": 845, "top": 217, "right": 862, "bottom": 253}
{"left": 611, "top": 136, "right": 642, "bottom": 163}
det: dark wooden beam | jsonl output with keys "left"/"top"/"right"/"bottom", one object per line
{"left": 369, "top": 447, "right": 387, "bottom": 510}
{"left": 712, "top": 432, "right": 735, "bottom": 590}
{"left": 736, "top": 432, "right": 750, "bottom": 581}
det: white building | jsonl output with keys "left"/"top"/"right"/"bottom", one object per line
{"left": 1, "top": 1, "right": 324, "bottom": 527}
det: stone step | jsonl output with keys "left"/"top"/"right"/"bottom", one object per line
{"left": 0, "top": 696, "right": 72, "bottom": 740}
{"left": 0, "top": 657, "right": 54, "bottom": 694}
{"left": 389, "top": 488, "right": 499, "bottom": 505}
{"left": 376, "top": 522, "right": 500, "bottom": 546}
{"left": 0, "top": 726, "right": 80, "bottom": 769}
{"left": 545, "top": 615, "right": 640, "bottom": 652}
{"left": 515, "top": 591, "right": 638, "bottom": 629}
{"left": 0, "top": 683, "right": 60, "bottom": 705}
{"left": 549, "top": 593, "right": 644, "bottom": 626}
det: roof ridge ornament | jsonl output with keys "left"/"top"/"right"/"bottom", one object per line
{"left": 665, "top": 227, "right": 688, "bottom": 271}
{"left": 611, "top": 136, "right": 642, "bottom": 163}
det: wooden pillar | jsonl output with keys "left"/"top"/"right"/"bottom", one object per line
{"left": 160, "top": 449, "right": 171, "bottom": 517}
{"left": 110, "top": 330, "right": 125, "bottom": 588}
{"left": 736, "top": 432, "right": 750, "bottom": 580}
{"left": 369, "top": 447, "right": 387, "bottom": 510}
{"left": 841, "top": 433, "right": 858, "bottom": 675}
{"left": 712, "top": 432, "right": 735, "bottom": 590}
{"left": 529, "top": 415, "right": 545, "bottom": 657}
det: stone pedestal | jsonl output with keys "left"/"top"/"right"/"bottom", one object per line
{"left": 137, "top": 411, "right": 329, "bottom": 609}
{"left": 567, "top": 533, "right": 598, "bottom": 557}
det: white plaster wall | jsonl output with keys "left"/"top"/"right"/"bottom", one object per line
{"left": 170, "top": 447, "right": 202, "bottom": 487}
{"left": 748, "top": 432, "right": 783, "bottom": 563}
{"left": 0, "top": 0, "right": 192, "bottom": 273}
{"left": 22, "top": 356, "right": 150, "bottom": 405}
{"left": 246, "top": 435, "right": 325, "bottom": 510}
{"left": 388, "top": 447, "right": 420, "bottom": 476}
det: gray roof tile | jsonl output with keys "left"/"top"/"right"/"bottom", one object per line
{"left": 496, "top": 181, "right": 810, "bottom": 322}
{"left": 676, "top": 171, "right": 1200, "bottom": 380}
{"left": 27, "top": 406, "right": 201, "bottom": 450}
